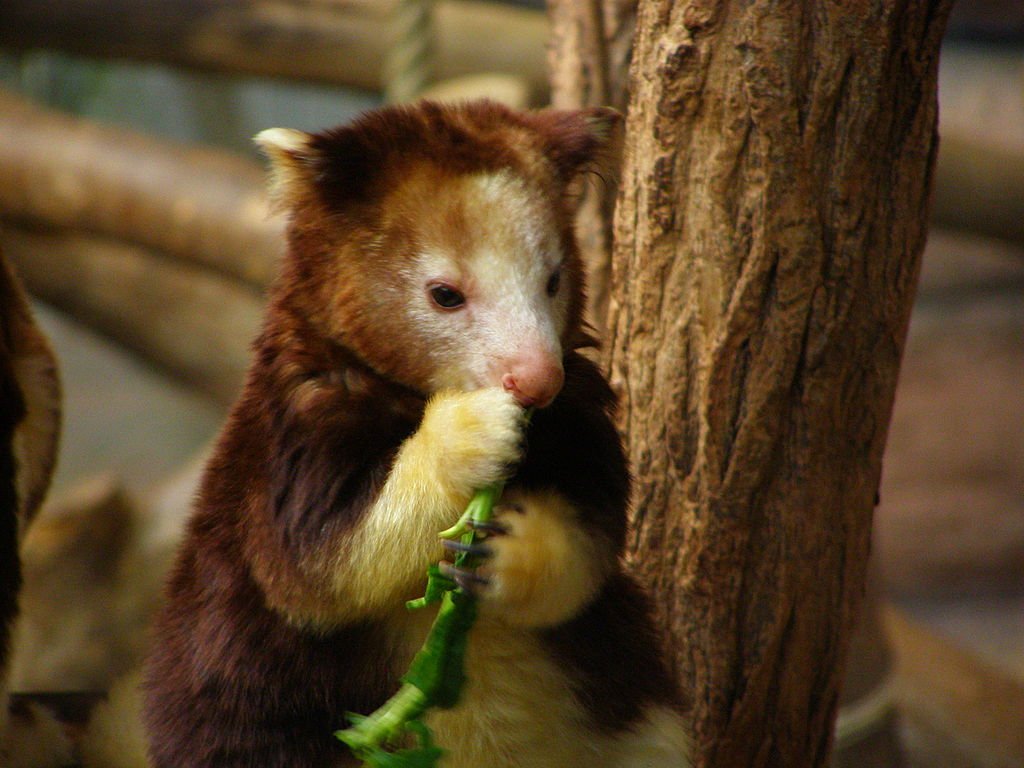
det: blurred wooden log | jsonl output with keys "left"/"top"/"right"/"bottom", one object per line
{"left": 0, "top": 224, "right": 261, "bottom": 404}
{"left": 875, "top": 230, "right": 1024, "bottom": 598}
{"left": 12, "top": 474, "right": 137, "bottom": 692}
{"left": 0, "top": 0, "right": 548, "bottom": 100}
{"left": 947, "top": 1, "right": 1024, "bottom": 42}
{"left": 419, "top": 73, "right": 532, "bottom": 109}
{"left": 7, "top": 692, "right": 105, "bottom": 731}
{"left": 0, "top": 89, "right": 283, "bottom": 290}
{"left": 933, "top": 132, "right": 1024, "bottom": 246}
{"left": 832, "top": 567, "right": 904, "bottom": 768}
{"left": 884, "top": 604, "right": 1024, "bottom": 768}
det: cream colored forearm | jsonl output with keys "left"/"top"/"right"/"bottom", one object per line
{"left": 327, "top": 388, "right": 523, "bottom": 619}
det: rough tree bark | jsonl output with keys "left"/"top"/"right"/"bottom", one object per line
{"left": 592, "top": 2, "right": 952, "bottom": 767}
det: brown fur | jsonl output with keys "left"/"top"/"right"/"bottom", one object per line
{"left": 144, "top": 101, "right": 682, "bottom": 768}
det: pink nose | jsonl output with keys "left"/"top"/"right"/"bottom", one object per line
{"left": 501, "top": 354, "right": 564, "bottom": 409}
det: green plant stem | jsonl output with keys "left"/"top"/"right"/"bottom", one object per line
{"left": 437, "top": 484, "right": 502, "bottom": 541}
{"left": 335, "top": 480, "right": 503, "bottom": 762}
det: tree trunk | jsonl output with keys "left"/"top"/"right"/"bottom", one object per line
{"left": 602, "top": 3, "right": 952, "bottom": 767}
{"left": 545, "top": 0, "right": 635, "bottom": 334}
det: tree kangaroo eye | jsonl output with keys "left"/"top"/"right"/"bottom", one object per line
{"left": 429, "top": 283, "right": 466, "bottom": 309}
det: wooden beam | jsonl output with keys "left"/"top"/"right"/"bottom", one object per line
{"left": 884, "top": 604, "right": 1024, "bottom": 767}
{"left": 0, "top": 89, "right": 283, "bottom": 290}
{"left": 933, "top": 132, "right": 1024, "bottom": 246}
{"left": 0, "top": 0, "right": 549, "bottom": 99}
{"left": 0, "top": 224, "right": 261, "bottom": 404}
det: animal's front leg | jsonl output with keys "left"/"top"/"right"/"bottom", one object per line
{"left": 450, "top": 488, "right": 614, "bottom": 628}
{"left": 325, "top": 388, "right": 525, "bottom": 620}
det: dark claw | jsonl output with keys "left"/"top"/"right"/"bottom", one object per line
{"left": 442, "top": 539, "right": 493, "bottom": 558}
{"left": 465, "top": 519, "right": 508, "bottom": 536}
{"left": 439, "top": 562, "right": 490, "bottom": 595}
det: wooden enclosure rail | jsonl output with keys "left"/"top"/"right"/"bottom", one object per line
{"left": 0, "top": 0, "right": 548, "bottom": 101}
{"left": 0, "top": 89, "right": 283, "bottom": 290}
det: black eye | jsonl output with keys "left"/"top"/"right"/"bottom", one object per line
{"left": 546, "top": 268, "right": 562, "bottom": 297}
{"left": 429, "top": 284, "right": 466, "bottom": 309}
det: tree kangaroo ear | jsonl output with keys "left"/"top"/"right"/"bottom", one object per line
{"left": 256, "top": 122, "right": 390, "bottom": 216}
{"left": 254, "top": 128, "right": 317, "bottom": 213}
{"left": 532, "top": 107, "right": 625, "bottom": 185}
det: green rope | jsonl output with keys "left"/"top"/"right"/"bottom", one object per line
{"left": 384, "top": 0, "right": 436, "bottom": 104}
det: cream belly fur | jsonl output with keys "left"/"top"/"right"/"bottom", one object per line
{"left": 362, "top": 392, "right": 689, "bottom": 767}
{"left": 421, "top": 619, "right": 690, "bottom": 768}
{"left": 70, "top": 622, "right": 690, "bottom": 768}
{"left": 426, "top": 619, "right": 588, "bottom": 768}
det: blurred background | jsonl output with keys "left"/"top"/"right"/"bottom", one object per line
{"left": 0, "top": 2, "right": 1021, "bottom": 767}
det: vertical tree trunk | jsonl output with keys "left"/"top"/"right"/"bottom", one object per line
{"left": 546, "top": 0, "right": 635, "bottom": 333}
{"left": 600, "top": 2, "right": 952, "bottom": 767}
